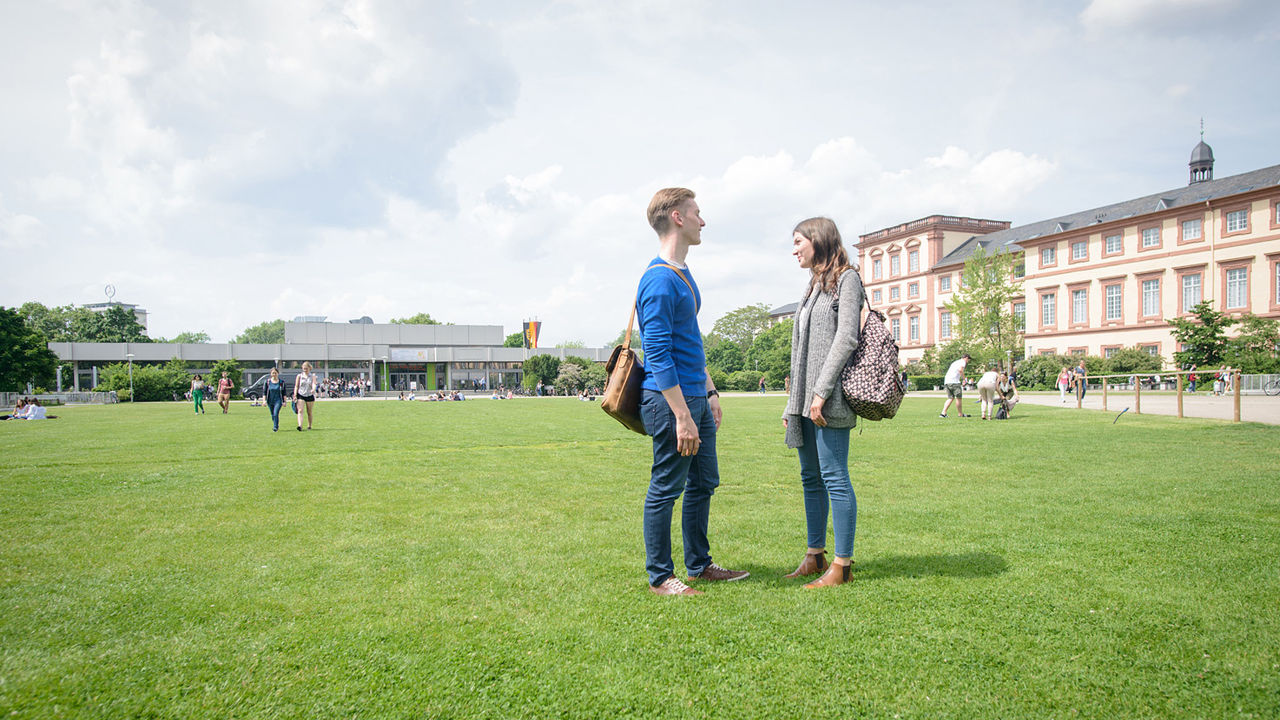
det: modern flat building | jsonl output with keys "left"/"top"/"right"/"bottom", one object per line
{"left": 48, "top": 321, "right": 610, "bottom": 392}
{"left": 854, "top": 140, "right": 1280, "bottom": 365}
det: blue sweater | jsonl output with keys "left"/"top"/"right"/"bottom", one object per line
{"left": 638, "top": 258, "right": 707, "bottom": 396}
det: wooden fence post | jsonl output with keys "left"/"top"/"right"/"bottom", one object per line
{"left": 1176, "top": 373, "right": 1184, "bottom": 418}
{"left": 1233, "top": 369, "right": 1241, "bottom": 423}
{"left": 1102, "top": 374, "right": 1108, "bottom": 411}
{"left": 1134, "top": 376, "right": 1141, "bottom": 415}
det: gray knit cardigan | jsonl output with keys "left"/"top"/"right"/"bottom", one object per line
{"left": 783, "top": 268, "right": 864, "bottom": 448}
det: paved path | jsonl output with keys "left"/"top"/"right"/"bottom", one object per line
{"left": 910, "top": 390, "right": 1280, "bottom": 425}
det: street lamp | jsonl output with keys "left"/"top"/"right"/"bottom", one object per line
{"left": 381, "top": 355, "right": 389, "bottom": 393}
{"left": 125, "top": 353, "right": 135, "bottom": 402}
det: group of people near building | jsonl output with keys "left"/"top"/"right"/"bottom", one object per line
{"left": 1, "top": 398, "right": 54, "bottom": 420}
{"left": 938, "top": 355, "right": 1020, "bottom": 420}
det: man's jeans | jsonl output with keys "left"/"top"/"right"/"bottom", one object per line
{"left": 641, "top": 390, "right": 719, "bottom": 586}
{"left": 796, "top": 417, "right": 857, "bottom": 559}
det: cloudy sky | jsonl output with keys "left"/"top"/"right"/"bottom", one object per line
{"left": 2, "top": 0, "right": 1279, "bottom": 346}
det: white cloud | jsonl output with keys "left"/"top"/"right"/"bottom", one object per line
{"left": 1080, "top": 0, "right": 1272, "bottom": 35}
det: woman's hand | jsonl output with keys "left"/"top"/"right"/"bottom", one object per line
{"left": 781, "top": 417, "right": 788, "bottom": 430}
{"left": 809, "top": 395, "right": 827, "bottom": 427}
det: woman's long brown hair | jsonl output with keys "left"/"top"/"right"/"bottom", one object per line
{"left": 794, "top": 217, "right": 851, "bottom": 296}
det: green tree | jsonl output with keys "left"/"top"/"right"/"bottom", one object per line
{"left": 554, "top": 363, "right": 584, "bottom": 393}
{"left": 234, "top": 319, "right": 286, "bottom": 344}
{"left": 709, "top": 303, "right": 771, "bottom": 354}
{"left": 20, "top": 302, "right": 74, "bottom": 342}
{"left": 1169, "top": 301, "right": 1233, "bottom": 368}
{"left": 944, "top": 247, "right": 1023, "bottom": 364}
{"left": 94, "top": 361, "right": 189, "bottom": 402}
{"left": 522, "top": 354, "right": 561, "bottom": 390}
{"left": 742, "top": 318, "right": 792, "bottom": 388}
{"left": 0, "top": 307, "right": 60, "bottom": 392}
{"left": 604, "top": 326, "right": 641, "bottom": 349}
{"left": 391, "top": 313, "right": 442, "bottom": 325}
{"left": 164, "top": 331, "right": 210, "bottom": 343}
{"left": 1224, "top": 314, "right": 1280, "bottom": 373}
{"left": 208, "top": 359, "right": 244, "bottom": 399}
{"left": 1104, "top": 347, "right": 1165, "bottom": 375}
{"left": 555, "top": 340, "right": 586, "bottom": 348}
{"left": 72, "top": 305, "right": 151, "bottom": 343}
{"left": 581, "top": 362, "right": 607, "bottom": 392}
{"left": 504, "top": 332, "right": 525, "bottom": 348}
{"left": 705, "top": 339, "right": 744, "bottom": 374}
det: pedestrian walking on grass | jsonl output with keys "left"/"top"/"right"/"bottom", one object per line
{"left": 636, "top": 187, "right": 747, "bottom": 596}
{"left": 294, "top": 362, "right": 317, "bottom": 431}
{"left": 265, "top": 367, "right": 287, "bottom": 432}
{"left": 216, "top": 372, "right": 234, "bottom": 414}
{"left": 191, "top": 375, "right": 206, "bottom": 414}
{"left": 782, "top": 217, "right": 863, "bottom": 588}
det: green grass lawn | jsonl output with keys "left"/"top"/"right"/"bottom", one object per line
{"left": 1, "top": 397, "right": 1277, "bottom": 719}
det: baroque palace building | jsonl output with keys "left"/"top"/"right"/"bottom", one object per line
{"left": 854, "top": 140, "right": 1280, "bottom": 365}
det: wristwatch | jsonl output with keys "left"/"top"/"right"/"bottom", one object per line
{"left": 706, "top": 389, "right": 719, "bottom": 398}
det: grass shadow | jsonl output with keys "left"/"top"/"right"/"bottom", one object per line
{"left": 854, "top": 552, "right": 1008, "bottom": 581}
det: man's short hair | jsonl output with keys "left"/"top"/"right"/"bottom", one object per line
{"left": 647, "top": 188, "right": 696, "bottom": 236}
{"left": 961, "top": 354, "right": 971, "bottom": 360}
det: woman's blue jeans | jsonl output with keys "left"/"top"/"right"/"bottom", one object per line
{"left": 796, "top": 417, "right": 856, "bottom": 558}
{"left": 268, "top": 399, "right": 283, "bottom": 430}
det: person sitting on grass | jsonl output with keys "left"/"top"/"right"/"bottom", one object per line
{"left": 0, "top": 398, "right": 26, "bottom": 420}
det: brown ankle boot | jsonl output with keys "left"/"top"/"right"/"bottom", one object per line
{"left": 783, "top": 551, "right": 827, "bottom": 578}
{"left": 803, "top": 561, "right": 852, "bottom": 588}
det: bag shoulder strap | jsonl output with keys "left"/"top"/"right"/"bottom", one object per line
{"left": 623, "top": 262, "right": 700, "bottom": 345}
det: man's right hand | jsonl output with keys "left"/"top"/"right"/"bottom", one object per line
{"left": 675, "top": 412, "right": 700, "bottom": 456}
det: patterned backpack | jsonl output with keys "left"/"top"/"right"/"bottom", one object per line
{"left": 838, "top": 273, "right": 905, "bottom": 421}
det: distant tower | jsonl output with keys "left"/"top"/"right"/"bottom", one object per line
{"left": 1189, "top": 119, "right": 1213, "bottom": 184}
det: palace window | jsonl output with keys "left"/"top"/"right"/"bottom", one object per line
{"left": 890, "top": 317, "right": 901, "bottom": 342}
{"left": 1141, "top": 227, "right": 1160, "bottom": 248}
{"left": 1182, "top": 218, "right": 1202, "bottom": 240}
{"left": 940, "top": 311, "right": 953, "bottom": 339}
{"left": 890, "top": 286, "right": 900, "bottom": 301}
{"left": 908, "top": 250, "right": 919, "bottom": 273}
{"left": 1013, "top": 301, "right": 1026, "bottom": 331}
{"left": 1105, "top": 284, "right": 1122, "bottom": 321}
{"left": 1040, "top": 246, "right": 1056, "bottom": 266}
{"left": 1071, "top": 240, "right": 1087, "bottom": 260}
{"left": 872, "top": 259, "right": 882, "bottom": 280}
{"left": 1041, "top": 293, "right": 1056, "bottom": 327}
{"left": 1182, "top": 273, "right": 1201, "bottom": 311}
{"left": 1226, "top": 209, "right": 1248, "bottom": 233}
{"left": 1142, "top": 278, "right": 1160, "bottom": 317}
{"left": 908, "top": 282, "right": 919, "bottom": 298}
{"left": 1105, "top": 234, "right": 1122, "bottom": 254}
{"left": 939, "top": 275, "right": 951, "bottom": 292}
{"left": 1226, "top": 267, "right": 1247, "bottom": 308}
{"left": 909, "top": 315, "right": 919, "bottom": 342}
{"left": 872, "top": 289, "right": 882, "bottom": 304}
{"left": 891, "top": 255, "right": 901, "bottom": 276}
{"left": 1072, "top": 289, "right": 1087, "bottom": 324}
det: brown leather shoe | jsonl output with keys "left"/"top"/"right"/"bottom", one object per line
{"left": 688, "top": 562, "right": 749, "bottom": 582}
{"left": 784, "top": 551, "right": 827, "bottom": 578}
{"left": 650, "top": 576, "right": 703, "bottom": 595}
{"left": 803, "top": 561, "right": 852, "bottom": 589}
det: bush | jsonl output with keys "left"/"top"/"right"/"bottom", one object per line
{"left": 707, "top": 367, "right": 728, "bottom": 393}
{"left": 93, "top": 361, "right": 190, "bottom": 402}
{"left": 726, "top": 370, "right": 761, "bottom": 392}
{"left": 909, "top": 375, "right": 945, "bottom": 391}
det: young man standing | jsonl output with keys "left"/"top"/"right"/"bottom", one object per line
{"left": 940, "top": 353, "right": 970, "bottom": 418}
{"left": 638, "top": 188, "right": 748, "bottom": 596}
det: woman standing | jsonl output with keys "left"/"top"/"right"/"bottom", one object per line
{"left": 265, "top": 367, "right": 287, "bottom": 432}
{"left": 976, "top": 363, "right": 1000, "bottom": 420}
{"left": 293, "top": 362, "right": 317, "bottom": 431}
{"left": 782, "top": 217, "right": 863, "bottom": 589}
{"left": 191, "top": 374, "right": 206, "bottom": 414}
{"left": 1056, "top": 366, "right": 1071, "bottom": 404}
